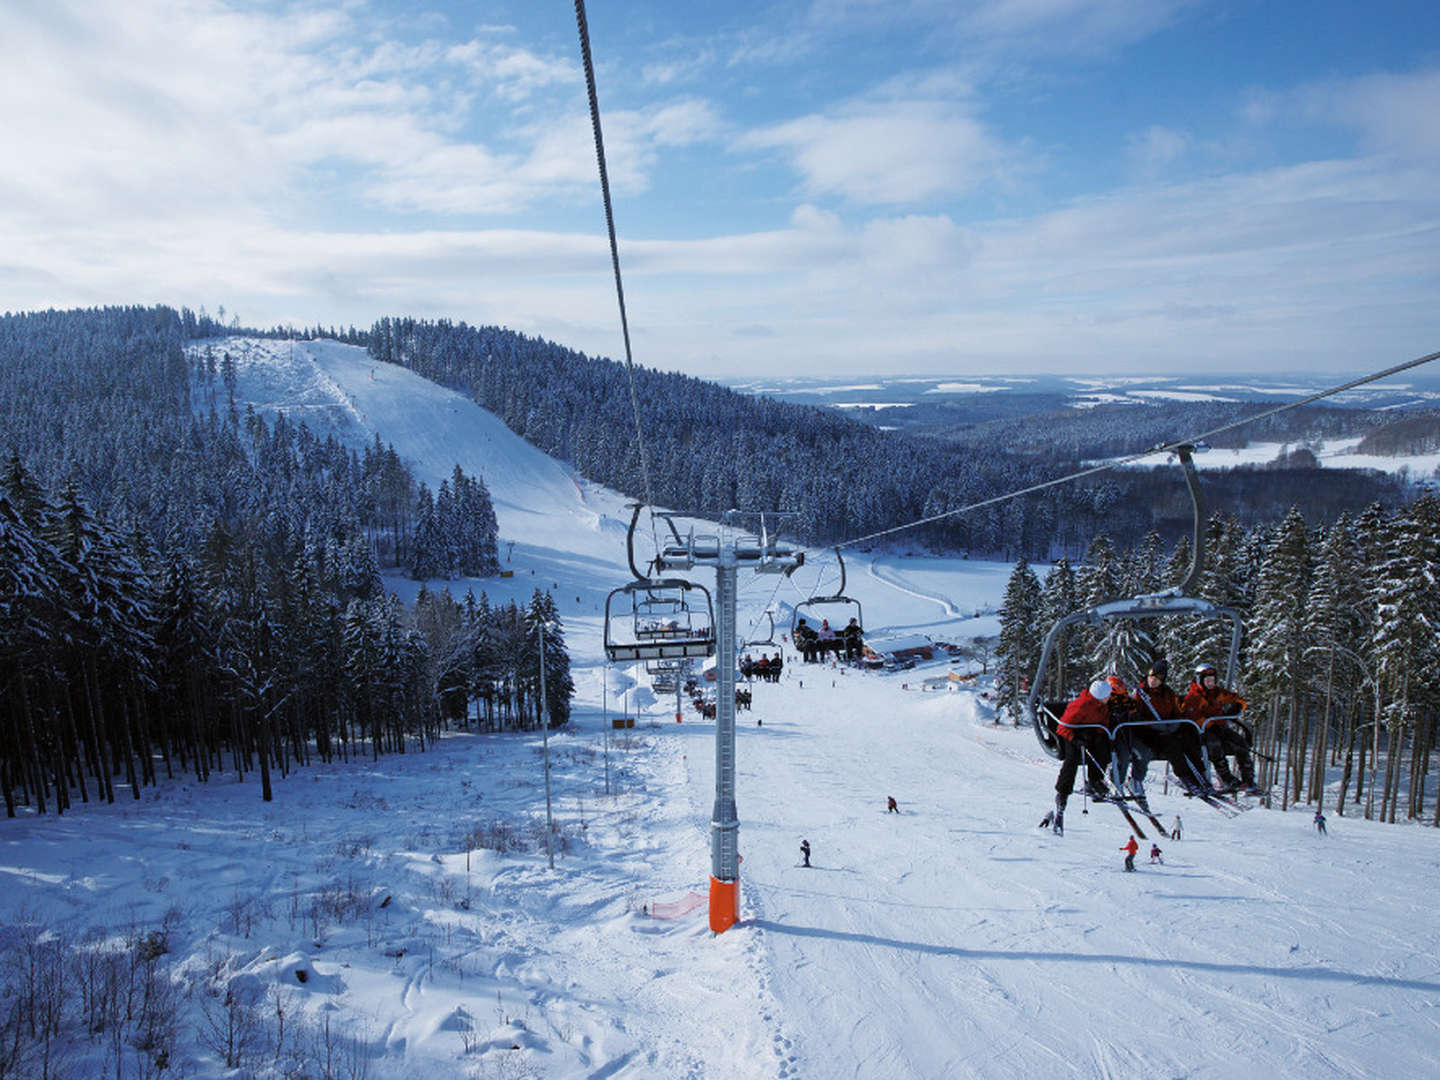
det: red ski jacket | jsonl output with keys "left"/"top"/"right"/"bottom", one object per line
{"left": 1136, "top": 682, "right": 1183, "bottom": 721}
{"left": 1181, "top": 683, "right": 1247, "bottom": 731}
{"left": 1057, "top": 688, "right": 1112, "bottom": 741}
{"left": 1121, "top": 837, "right": 1139, "bottom": 855}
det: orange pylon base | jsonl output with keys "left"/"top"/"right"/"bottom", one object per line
{"left": 709, "top": 875, "right": 738, "bottom": 933}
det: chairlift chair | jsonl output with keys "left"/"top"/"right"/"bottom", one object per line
{"left": 790, "top": 548, "right": 864, "bottom": 641}
{"left": 1024, "top": 444, "right": 1245, "bottom": 759}
{"left": 604, "top": 579, "right": 716, "bottom": 663}
{"left": 741, "top": 609, "right": 782, "bottom": 661}
{"left": 604, "top": 503, "right": 718, "bottom": 663}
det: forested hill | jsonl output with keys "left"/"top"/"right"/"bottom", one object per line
{"left": 368, "top": 316, "right": 1409, "bottom": 556}
{"left": 0, "top": 304, "right": 1414, "bottom": 563}
{"left": 0, "top": 305, "right": 568, "bottom": 816}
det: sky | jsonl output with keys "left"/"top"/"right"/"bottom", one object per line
{"left": 6, "top": 1, "right": 1440, "bottom": 379}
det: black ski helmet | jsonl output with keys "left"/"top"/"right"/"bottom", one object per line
{"left": 1147, "top": 658, "right": 1169, "bottom": 680}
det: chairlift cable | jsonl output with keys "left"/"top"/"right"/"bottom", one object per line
{"left": 574, "top": 0, "right": 660, "bottom": 551}
{"left": 829, "top": 347, "right": 1440, "bottom": 553}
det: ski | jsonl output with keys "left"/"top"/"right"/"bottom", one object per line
{"left": 1095, "top": 792, "right": 1158, "bottom": 836}
{"left": 1116, "top": 803, "right": 1147, "bottom": 839}
{"left": 1102, "top": 796, "right": 1146, "bottom": 839}
{"left": 1182, "top": 788, "right": 1243, "bottom": 816}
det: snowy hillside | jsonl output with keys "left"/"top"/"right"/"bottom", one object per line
{"left": 3, "top": 339, "right": 1437, "bottom": 1079}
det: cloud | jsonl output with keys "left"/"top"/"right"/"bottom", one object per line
{"left": 1125, "top": 125, "right": 1192, "bottom": 178}
{"left": 960, "top": 0, "right": 1191, "bottom": 54}
{"left": 737, "top": 98, "right": 1017, "bottom": 205}
{"left": 1242, "top": 68, "right": 1440, "bottom": 162}
{"left": 802, "top": 0, "right": 1191, "bottom": 58}
{"left": 1, "top": 0, "right": 615, "bottom": 227}
{"left": 1308, "top": 70, "right": 1440, "bottom": 160}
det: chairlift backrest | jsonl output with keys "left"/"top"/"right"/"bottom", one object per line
{"left": 604, "top": 578, "right": 716, "bottom": 663}
{"left": 790, "top": 548, "right": 864, "bottom": 637}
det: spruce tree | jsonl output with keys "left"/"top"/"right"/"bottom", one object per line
{"left": 995, "top": 557, "right": 1042, "bottom": 723}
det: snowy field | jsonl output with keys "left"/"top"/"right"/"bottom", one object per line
{"left": 1101, "top": 437, "right": 1440, "bottom": 478}
{"left": 3, "top": 339, "right": 1437, "bottom": 1079}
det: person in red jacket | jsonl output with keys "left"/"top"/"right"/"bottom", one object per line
{"left": 1182, "top": 663, "right": 1256, "bottom": 792}
{"left": 1044, "top": 679, "right": 1116, "bottom": 835}
{"left": 1121, "top": 835, "right": 1139, "bottom": 871}
{"left": 1123, "top": 659, "right": 1212, "bottom": 800}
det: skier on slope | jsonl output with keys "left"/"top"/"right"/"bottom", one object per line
{"left": 1182, "top": 663, "right": 1257, "bottom": 793}
{"left": 1045, "top": 678, "right": 1116, "bottom": 835}
{"left": 800, "top": 838, "right": 811, "bottom": 866}
{"left": 1149, "top": 843, "right": 1163, "bottom": 864}
{"left": 1121, "top": 835, "right": 1139, "bottom": 872}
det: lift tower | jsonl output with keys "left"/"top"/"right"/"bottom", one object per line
{"left": 657, "top": 514, "right": 799, "bottom": 933}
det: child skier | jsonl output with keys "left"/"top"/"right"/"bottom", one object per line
{"left": 1121, "top": 835, "right": 1139, "bottom": 872}
{"left": 1314, "top": 810, "right": 1327, "bottom": 835}
{"left": 1149, "top": 843, "right": 1163, "bottom": 864}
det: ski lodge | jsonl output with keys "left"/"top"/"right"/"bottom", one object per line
{"left": 860, "top": 635, "right": 937, "bottom": 670}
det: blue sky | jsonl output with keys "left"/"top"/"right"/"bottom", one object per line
{"left": 5, "top": 1, "right": 1440, "bottom": 378}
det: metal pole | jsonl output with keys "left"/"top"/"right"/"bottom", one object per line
{"left": 539, "top": 621, "right": 554, "bottom": 869}
{"left": 603, "top": 665, "right": 611, "bottom": 797}
{"left": 709, "top": 551, "right": 740, "bottom": 932}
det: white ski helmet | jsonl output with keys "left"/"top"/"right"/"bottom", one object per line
{"left": 1088, "top": 678, "right": 1112, "bottom": 701}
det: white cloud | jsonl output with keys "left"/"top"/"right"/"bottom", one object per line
{"left": 1125, "top": 125, "right": 1191, "bottom": 178}
{"left": 1312, "top": 70, "right": 1440, "bottom": 159}
{"left": 962, "top": 0, "right": 1189, "bottom": 52}
{"left": 737, "top": 98, "right": 1016, "bottom": 205}
{"left": 803, "top": 0, "right": 1191, "bottom": 58}
{"left": 1243, "top": 68, "right": 1440, "bottom": 162}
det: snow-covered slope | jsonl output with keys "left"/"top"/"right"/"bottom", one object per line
{"left": 3, "top": 339, "right": 1435, "bottom": 1079}
{"left": 193, "top": 335, "right": 633, "bottom": 544}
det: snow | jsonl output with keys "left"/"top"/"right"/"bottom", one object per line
{"left": 1097, "top": 436, "right": 1440, "bottom": 478}
{"left": 924, "top": 382, "right": 1007, "bottom": 394}
{"left": 6, "top": 338, "right": 1439, "bottom": 1078}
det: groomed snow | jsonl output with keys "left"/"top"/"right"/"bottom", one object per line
{"left": 4, "top": 340, "right": 1436, "bottom": 1078}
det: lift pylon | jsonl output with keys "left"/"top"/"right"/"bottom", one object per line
{"left": 657, "top": 514, "right": 799, "bottom": 932}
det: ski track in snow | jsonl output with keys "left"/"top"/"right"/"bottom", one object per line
{"left": 5, "top": 337, "right": 1436, "bottom": 1078}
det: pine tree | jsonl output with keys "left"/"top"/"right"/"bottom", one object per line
{"left": 1369, "top": 495, "right": 1440, "bottom": 821}
{"left": 995, "top": 557, "right": 1042, "bottom": 722}
{"left": 526, "top": 590, "right": 574, "bottom": 729}
{"left": 1039, "top": 556, "right": 1080, "bottom": 697}
{"left": 1246, "top": 506, "right": 1312, "bottom": 804}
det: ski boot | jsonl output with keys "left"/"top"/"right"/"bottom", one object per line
{"left": 1051, "top": 794, "right": 1066, "bottom": 836}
